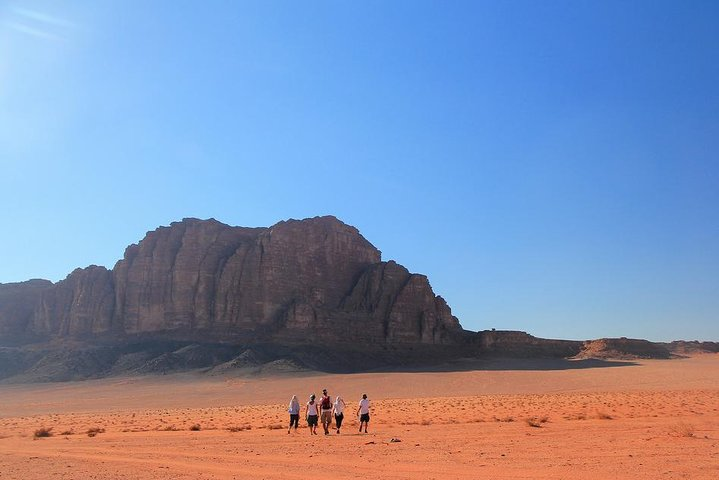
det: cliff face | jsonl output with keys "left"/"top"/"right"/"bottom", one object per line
{"left": 477, "top": 330, "right": 583, "bottom": 358}
{"left": 340, "top": 261, "right": 460, "bottom": 344}
{"left": 32, "top": 266, "right": 115, "bottom": 336}
{"left": 0, "top": 279, "right": 52, "bottom": 335}
{"left": 3, "top": 216, "right": 461, "bottom": 345}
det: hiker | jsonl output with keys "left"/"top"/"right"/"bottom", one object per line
{"left": 319, "top": 388, "right": 333, "bottom": 435}
{"left": 287, "top": 395, "right": 300, "bottom": 434}
{"left": 333, "top": 395, "right": 346, "bottom": 434}
{"left": 357, "top": 393, "right": 370, "bottom": 433}
{"left": 306, "top": 394, "right": 319, "bottom": 435}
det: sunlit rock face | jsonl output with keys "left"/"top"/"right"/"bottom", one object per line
{"left": 4, "top": 216, "right": 462, "bottom": 345}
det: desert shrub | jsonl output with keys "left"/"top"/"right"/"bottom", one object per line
{"left": 86, "top": 427, "right": 105, "bottom": 437}
{"left": 34, "top": 427, "right": 53, "bottom": 438}
{"left": 266, "top": 424, "right": 284, "bottom": 430}
{"left": 189, "top": 424, "right": 201, "bottom": 431}
{"left": 525, "top": 417, "right": 542, "bottom": 428}
{"left": 162, "top": 425, "right": 179, "bottom": 431}
{"left": 60, "top": 430, "right": 74, "bottom": 436}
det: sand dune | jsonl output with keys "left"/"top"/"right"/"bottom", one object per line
{"left": 1, "top": 355, "right": 718, "bottom": 479}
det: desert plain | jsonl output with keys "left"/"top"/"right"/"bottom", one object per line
{"left": 1, "top": 355, "right": 718, "bottom": 479}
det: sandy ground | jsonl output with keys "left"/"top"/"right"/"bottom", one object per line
{"left": 1, "top": 355, "right": 718, "bottom": 479}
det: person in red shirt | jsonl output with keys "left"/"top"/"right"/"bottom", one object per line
{"left": 319, "top": 388, "right": 333, "bottom": 435}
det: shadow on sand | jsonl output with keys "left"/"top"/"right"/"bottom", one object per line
{"left": 364, "top": 357, "right": 639, "bottom": 374}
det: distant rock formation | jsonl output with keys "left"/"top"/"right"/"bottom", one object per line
{"left": 662, "top": 340, "right": 719, "bottom": 355}
{"left": 2, "top": 215, "right": 715, "bottom": 384}
{"left": 477, "top": 330, "right": 583, "bottom": 358}
{"left": 0, "top": 216, "right": 461, "bottom": 346}
{"left": 574, "top": 338, "right": 673, "bottom": 360}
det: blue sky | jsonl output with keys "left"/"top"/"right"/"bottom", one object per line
{"left": 1, "top": 0, "right": 717, "bottom": 341}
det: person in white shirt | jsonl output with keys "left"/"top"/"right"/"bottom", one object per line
{"left": 287, "top": 395, "right": 300, "bottom": 434}
{"left": 305, "top": 394, "right": 319, "bottom": 435}
{"left": 356, "top": 393, "right": 370, "bottom": 433}
{"left": 332, "top": 396, "right": 346, "bottom": 434}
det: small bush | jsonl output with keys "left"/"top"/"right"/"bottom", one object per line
{"left": 266, "top": 424, "right": 284, "bottom": 430}
{"left": 86, "top": 427, "right": 105, "bottom": 437}
{"left": 525, "top": 418, "right": 542, "bottom": 428}
{"left": 34, "top": 427, "right": 53, "bottom": 438}
{"left": 189, "top": 424, "right": 201, "bottom": 431}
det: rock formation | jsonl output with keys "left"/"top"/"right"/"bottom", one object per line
{"left": 1, "top": 216, "right": 461, "bottom": 346}
{"left": 574, "top": 338, "right": 673, "bottom": 360}
{"left": 477, "top": 330, "right": 583, "bottom": 358}
{"left": 3, "top": 215, "right": 707, "bottom": 383}
{"left": 663, "top": 340, "right": 719, "bottom": 355}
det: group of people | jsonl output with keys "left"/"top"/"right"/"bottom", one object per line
{"left": 287, "top": 389, "right": 371, "bottom": 435}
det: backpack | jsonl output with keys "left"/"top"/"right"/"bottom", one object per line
{"left": 321, "top": 396, "right": 331, "bottom": 409}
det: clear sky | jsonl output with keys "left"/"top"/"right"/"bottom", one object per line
{"left": 1, "top": 1, "right": 717, "bottom": 341}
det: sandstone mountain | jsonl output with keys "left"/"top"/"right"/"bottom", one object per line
{"left": 2, "top": 216, "right": 716, "bottom": 383}
{"left": 1, "top": 216, "right": 461, "bottom": 346}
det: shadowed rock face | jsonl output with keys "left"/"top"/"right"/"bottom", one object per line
{"left": 0, "top": 279, "right": 53, "bottom": 335}
{"left": 1, "top": 216, "right": 462, "bottom": 346}
{"left": 33, "top": 266, "right": 115, "bottom": 336}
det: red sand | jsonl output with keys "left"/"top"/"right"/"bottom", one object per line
{"left": 1, "top": 355, "right": 718, "bottom": 479}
